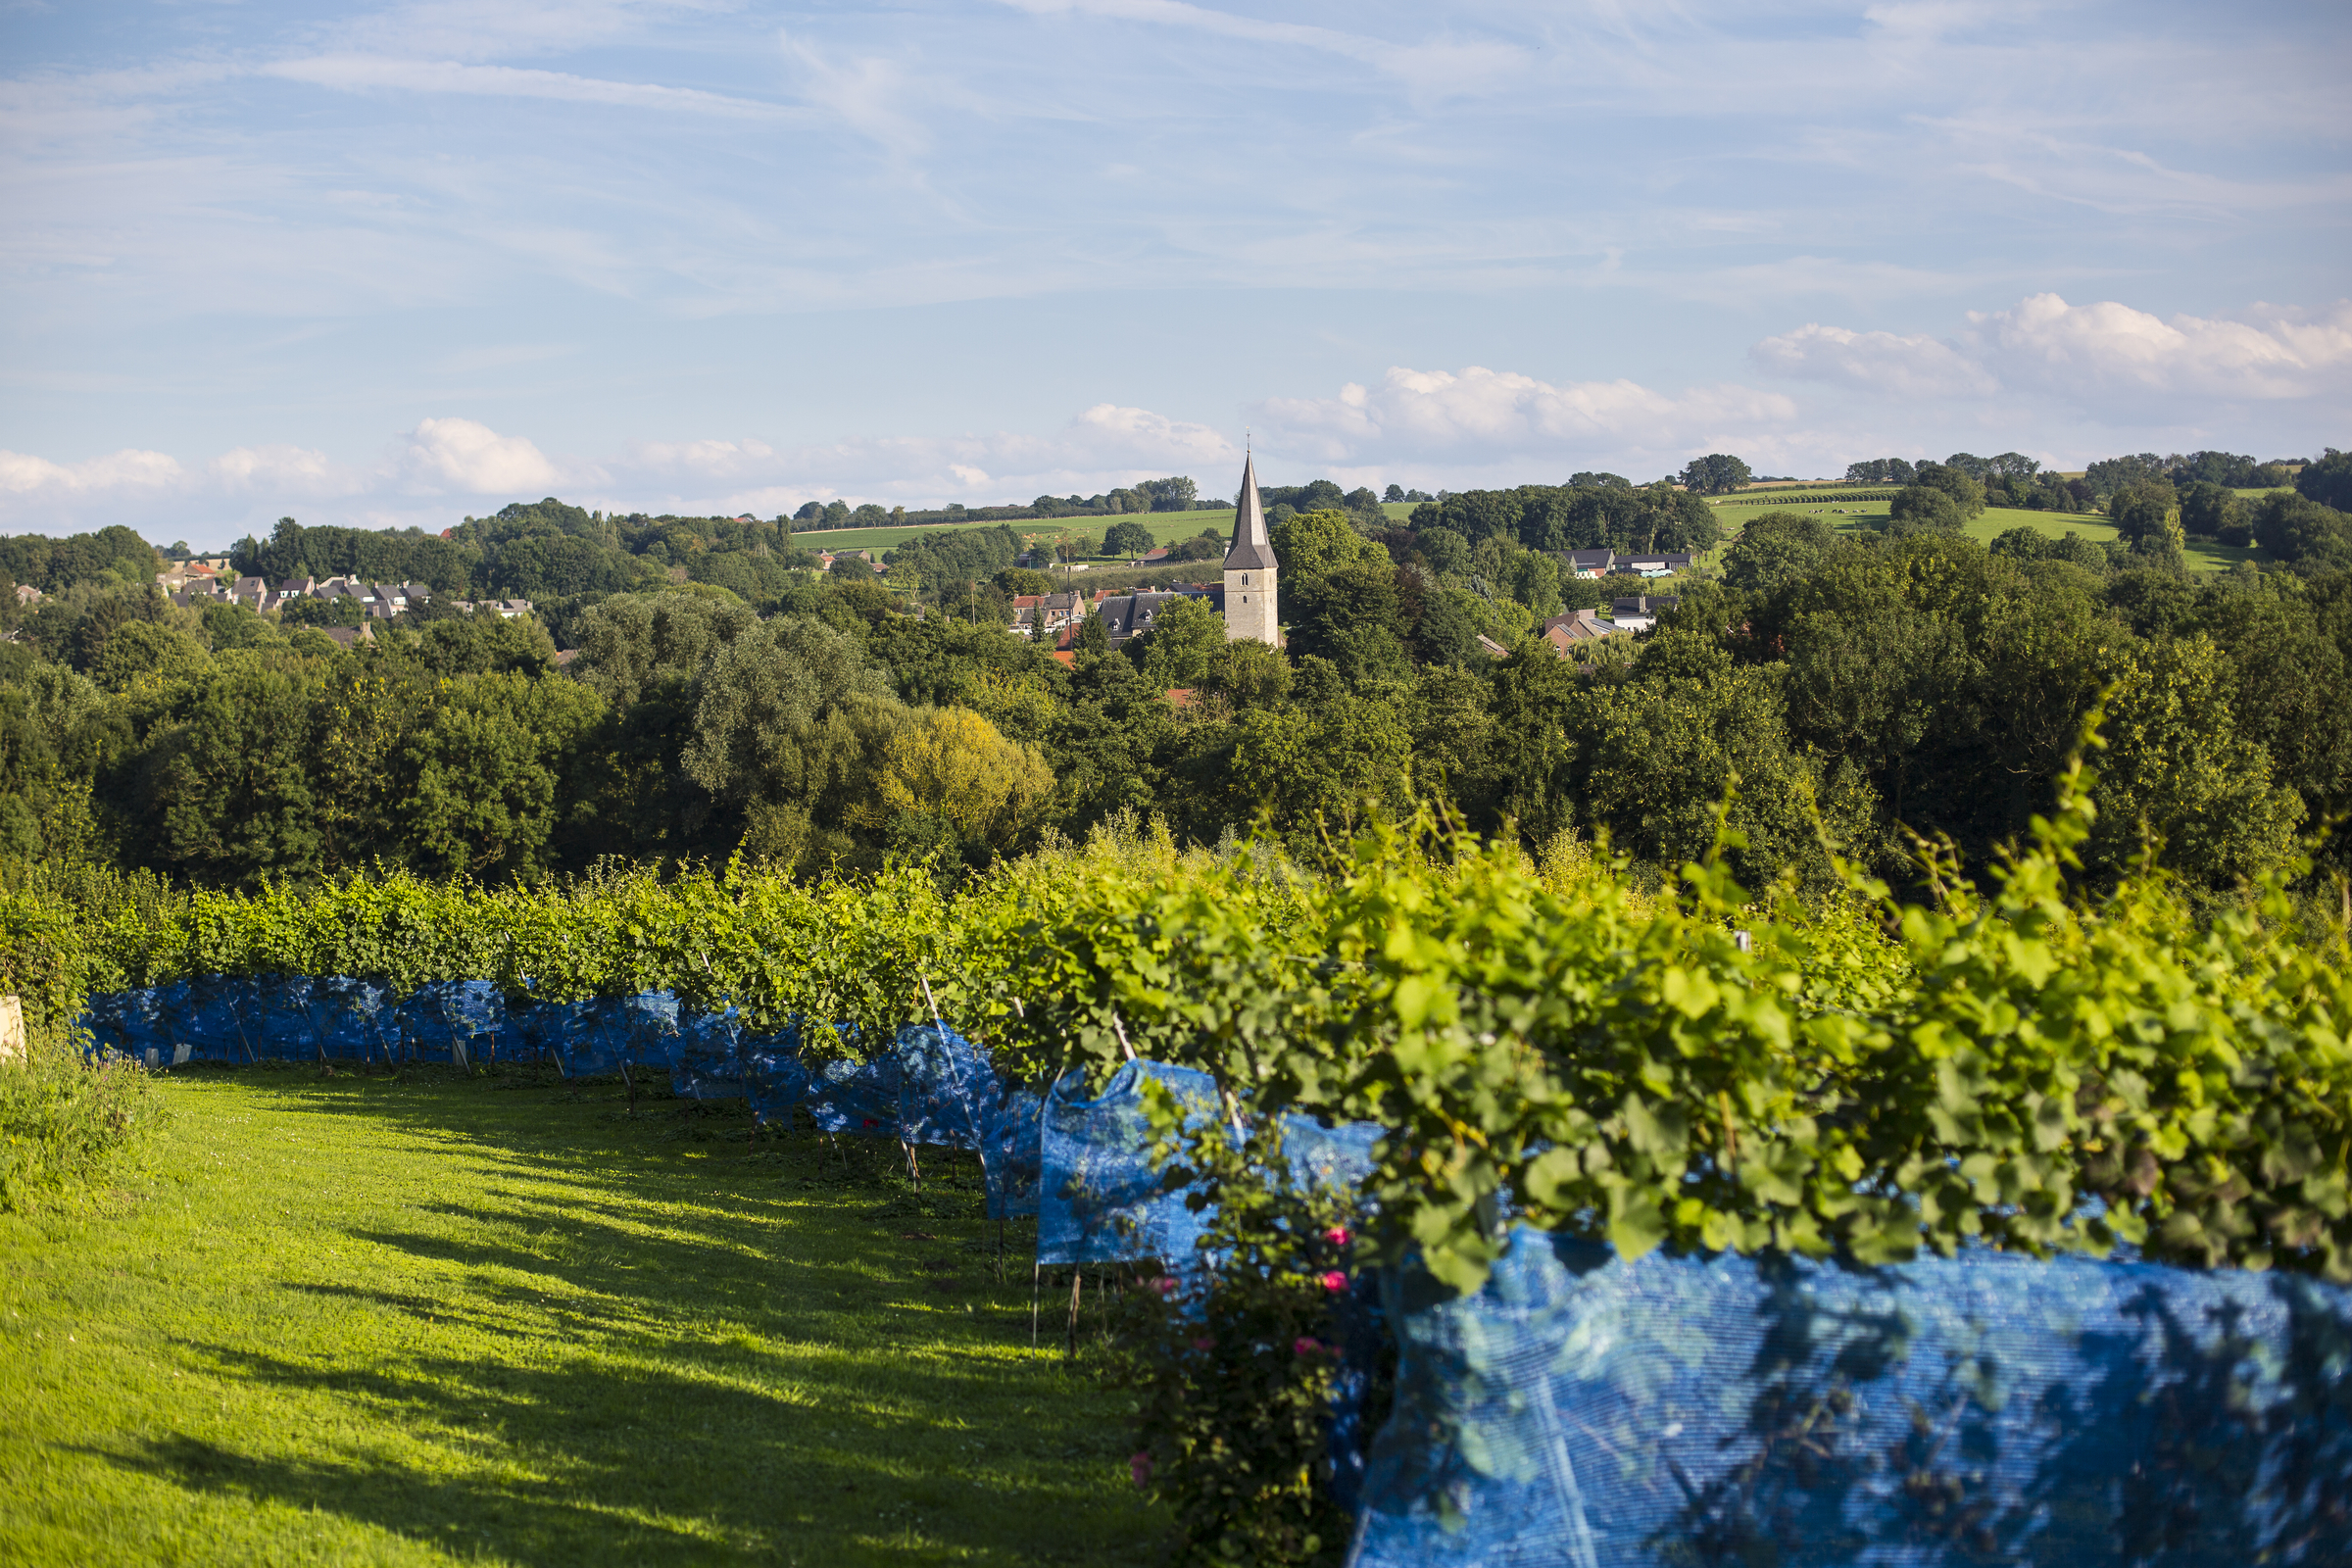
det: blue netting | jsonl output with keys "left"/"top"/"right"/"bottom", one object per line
{"left": 976, "top": 1080, "right": 1045, "bottom": 1222}
{"left": 311, "top": 976, "right": 396, "bottom": 1061}
{"left": 1038, "top": 1059, "right": 1381, "bottom": 1266}
{"left": 614, "top": 990, "right": 681, "bottom": 1077}
{"left": 392, "top": 980, "right": 507, "bottom": 1065}
{"left": 76, "top": 980, "right": 1042, "bottom": 1213}
{"left": 1347, "top": 1223, "right": 2352, "bottom": 1567}
{"left": 804, "top": 1049, "right": 901, "bottom": 1136}
{"left": 81, "top": 984, "right": 164, "bottom": 1062}
{"left": 742, "top": 1023, "right": 812, "bottom": 1122}
{"left": 180, "top": 974, "right": 262, "bottom": 1062}
{"left": 249, "top": 977, "right": 323, "bottom": 1061}
{"left": 671, "top": 1007, "right": 746, "bottom": 1101}
{"left": 241, "top": 975, "right": 393, "bottom": 1063}
{"left": 509, "top": 996, "right": 593, "bottom": 1072}
{"left": 1039, "top": 1060, "right": 1219, "bottom": 1267}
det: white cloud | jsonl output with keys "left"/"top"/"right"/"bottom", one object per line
{"left": 398, "top": 416, "right": 563, "bottom": 493}
{"left": 1752, "top": 294, "right": 2352, "bottom": 416}
{"left": 0, "top": 447, "right": 184, "bottom": 496}
{"left": 1971, "top": 293, "right": 2352, "bottom": 401}
{"left": 1251, "top": 366, "right": 1799, "bottom": 466}
{"left": 208, "top": 445, "right": 347, "bottom": 493}
{"left": 0, "top": 406, "right": 1247, "bottom": 542}
{"left": 1749, "top": 323, "right": 1997, "bottom": 399}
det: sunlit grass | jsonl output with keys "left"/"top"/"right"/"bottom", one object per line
{"left": 0, "top": 1066, "right": 1155, "bottom": 1566}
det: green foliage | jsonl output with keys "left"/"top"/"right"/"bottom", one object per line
{"left": 1104, "top": 519, "right": 1157, "bottom": 558}
{"left": 1914, "top": 462, "right": 1988, "bottom": 518}
{"left": 2296, "top": 447, "right": 2352, "bottom": 513}
{"left": 1680, "top": 453, "right": 1753, "bottom": 496}
{"left": 1723, "top": 512, "right": 1837, "bottom": 592}
{"left": 987, "top": 722, "right": 2352, "bottom": 1293}
{"left": 0, "top": 888, "right": 160, "bottom": 1209}
{"left": 2254, "top": 491, "right": 2352, "bottom": 568}
{"left": 1116, "top": 1108, "right": 1358, "bottom": 1567}
{"left": 0, "top": 525, "right": 161, "bottom": 597}
{"left": 1886, "top": 485, "right": 1967, "bottom": 534}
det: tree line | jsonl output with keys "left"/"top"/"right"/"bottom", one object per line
{"left": 1, "top": 479, "right": 2347, "bottom": 905}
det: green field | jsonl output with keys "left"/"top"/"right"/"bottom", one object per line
{"left": 0, "top": 1068, "right": 1152, "bottom": 1566}
{"left": 1714, "top": 499, "right": 2261, "bottom": 575}
{"left": 793, "top": 504, "right": 1418, "bottom": 557}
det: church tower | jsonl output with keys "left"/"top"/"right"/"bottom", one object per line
{"left": 1222, "top": 452, "right": 1278, "bottom": 645}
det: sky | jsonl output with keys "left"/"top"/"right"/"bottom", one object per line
{"left": 2, "top": 0, "right": 2347, "bottom": 548}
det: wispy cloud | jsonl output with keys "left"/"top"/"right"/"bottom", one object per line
{"left": 259, "top": 55, "right": 797, "bottom": 119}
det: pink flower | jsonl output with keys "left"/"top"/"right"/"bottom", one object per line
{"left": 1130, "top": 1450, "right": 1154, "bottom": 1489}
{"left": 1151, "top": 1276, "right": 1178, "bottom": 1297}
{"left": 1320, "top": 1270, "right": 1348, "bottom": 1293}
{"left": 1192, "top": 1336, "right": 1215, "bottom": 1351}
{"left": 1294, "top": 1336, "right": 1325, "bottom": 1356}
{"left": 1324, "top": 1226, "right": 1351, "bottom": 1248}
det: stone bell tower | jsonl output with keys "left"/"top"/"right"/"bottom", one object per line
{"left": 1222, "top": 452, "right": 1278, "bottom": 644}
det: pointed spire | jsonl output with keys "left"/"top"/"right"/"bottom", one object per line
{"left": 1224, "top": 451, "right": 1275, "bottom": 570}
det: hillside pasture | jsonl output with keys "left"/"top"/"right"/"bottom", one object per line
{"left": 793, "top": 503, "right": 1418, "bottom": 559}
{"left": 1717, "top": 499, "right": 2264, "bottom": 575}
{"left": 0, "top": 1067, "right": 1152, "bottom": 1568}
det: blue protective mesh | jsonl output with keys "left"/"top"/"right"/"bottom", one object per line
{"left": 614, "top": 991, "right": 681, "bottom": 1076}
{"left": 804, "top": 1050, "right": 903, "bottom": 1136}
{"left": 180, "top": 974, "right": 262, "bottom": 1062}
{"left": 1346, "top": 1223, "right": 2352, "bottom": 1568}
{"left": 670, "top": 1007, "right": 746, "bottom": 1101}
{"left": 742, "top": 1023, "right": 812, "bottom": 1122}
{"left": 1038, "top": 1059, "right": 1381, "bottom": 1267}
{"left": 392, "top": 981, "right": 507, "bottom": 1065}
{"left": 975, "top": 1080, "right": 1045, "bottom": 1222}
{"left": 1039, "top": 1060, "right": 1219, "bottom": 1267}
{"left": 79, "top": 978, "right": 1043, "bottom": 1209}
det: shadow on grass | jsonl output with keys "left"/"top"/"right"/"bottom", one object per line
{"left": 90, "top": 1067, "right": 1143, "bottom": 1566}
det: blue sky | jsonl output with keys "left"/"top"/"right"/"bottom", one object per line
{"left": 3, "top": 0, "right": 2347, "bottom": 546}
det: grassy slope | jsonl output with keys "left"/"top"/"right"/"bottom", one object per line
{"left": 1712, "top": 498, "right": 2261, "bottom": 575}
{"left": 793, "top": 504, "right": 1419, "bottom": 556}
{"left": 0, "top": 1068, "right": 1153, "bottom": 1567}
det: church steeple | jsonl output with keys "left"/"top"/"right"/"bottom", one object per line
{"left": 1224, "top": 452, "right": 1274, "bottom": 571}
{"left": 1221, "top": 451, "right": 1278, "bottom": 644}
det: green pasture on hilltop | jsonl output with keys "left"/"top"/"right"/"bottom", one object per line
{"left": 1714, "top": 497, "right": 2263, "bottom": 575}
{"left": 793, "top": 503, "right": 1417, "bottom": 557}
{"left": 0, "top": 1068, "right": 1153, "bottom": 1567}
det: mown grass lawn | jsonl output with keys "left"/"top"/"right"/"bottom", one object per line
{"left": 0, "top": 1065, "right": 1157, "bottom": 1566}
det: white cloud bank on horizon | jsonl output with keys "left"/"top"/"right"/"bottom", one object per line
{"left": 1250, "top": 368, "right": 1799, "bottom": 469}
{"left": 6, "top": 290, "right": 2347, "bottom": 543}
{"left": 0, "top": 408, "right": 1251, "bottom": 543}
{"left": 1753, "top": 294, "right": 2352, "bottom": 410}
{"left": 0, "top": 366, "right": 1803, "bottom": 541}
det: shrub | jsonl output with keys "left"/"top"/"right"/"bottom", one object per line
{"left": 0, "top": 1025, "right": 159, "bottom": 1211}
{"left": 1885, "top": 485, "right": 1964, "bottom": 534}
{"left": 1115, "top": 1104, "right": 1363, "bottom": 1568}
{"left": 0, "top": 887, "right": 159, "bottom": 1210}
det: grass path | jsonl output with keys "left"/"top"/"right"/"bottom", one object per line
{"left": 0, "top": 1067, "right": 1155, "bottom": 1566}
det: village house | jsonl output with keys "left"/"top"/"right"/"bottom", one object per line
{"left": 1609, "top": 594, "right": 1679, "bottom": 632}
{"left": 1539, "top": 609, "right": 1624, "bottom": 657}
{"left": 1563, "top": 549, "right": 1695, "bottom": 580}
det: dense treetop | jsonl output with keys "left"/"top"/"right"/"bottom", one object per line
{"left": 0, "top": 445, "right": 2344, "bottom": 903}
